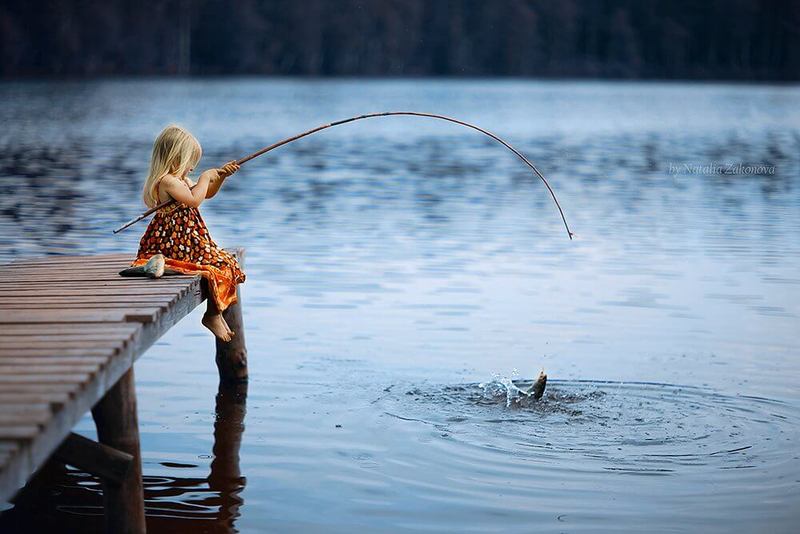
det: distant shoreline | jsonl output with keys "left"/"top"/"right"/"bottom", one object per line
{"left": 1, "top": 75, "right": 798, "bottom": 85}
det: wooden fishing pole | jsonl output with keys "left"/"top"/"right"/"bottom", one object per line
{"left": 113, "top": 111, "right": 573, "bottom": 239}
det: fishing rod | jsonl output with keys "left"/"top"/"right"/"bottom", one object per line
{"left": 113, "top": 111, "right": 573, "bottom": 239}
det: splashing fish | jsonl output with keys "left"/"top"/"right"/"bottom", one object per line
{"left": 525, "top": 370, "right": 548, "bottom": 400}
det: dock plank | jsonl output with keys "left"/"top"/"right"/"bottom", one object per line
{"left": 0, "top": 385, "right": 83, "bottom": 397}
{"left": 0, "top": 334, "right": 132, "bottom": 343}
{"left": 0, "top": 357, "right": 110, "bottom": 366}
{"left": 0, "top": 308, "right": 164, "bottom": 323}
{"left": 0, "top": 344, "right": 118, "bottom": 352}
{"left": 0, "top": 280, "right": 191, "bottom": 286}
{"left": 0, "top": 252, "right": 208, "bottom": 503}
{"left": 0, "top": 411, "right": 53, "bottom": 426}
{"left": 0, "top": 426, "right": 41, "bottom": 440}
{"left": 0, "top": 288, "right": 187, "bottom": 296}
{"left": 0, "top": 392, "right": 72, "bottom": 405}
{"left": 0, "top": 348, "right": 119, "bottom": 358}
{"left": 0, "top": 303, "right": 174, "bottom": 311}
{"left": 9, "top": 254, "right": 131, "bottom": 264}
{"left": 0, "top": 324, "right": 140, "bottom": 336}
{"left": 0, "top": 364, "right": 102, "bottom": 374}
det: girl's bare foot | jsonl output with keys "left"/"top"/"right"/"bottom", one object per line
{"left": 220, "top": 314, "right": 235, "bottom": 337}
{"left": 202, "top": 312, "right": 231, "bottom": 342}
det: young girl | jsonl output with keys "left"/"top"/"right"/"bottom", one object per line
{"left": 130, "top": 125, "right": 245, "bottom": 341}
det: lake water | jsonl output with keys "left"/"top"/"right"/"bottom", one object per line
{"left": 0, "top": 79, "right": 799, "bottom": 532}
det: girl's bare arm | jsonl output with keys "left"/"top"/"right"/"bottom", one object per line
{"left": 206, "top": 162, "right": 239, "bottom": 199}
{"left": 161, "top": 171, "right": 214, "bottom": 208}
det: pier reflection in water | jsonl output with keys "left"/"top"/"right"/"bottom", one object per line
{"left": 3, "top": 382, "right": 248, "bottom": 533}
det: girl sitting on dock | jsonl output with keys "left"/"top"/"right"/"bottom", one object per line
{"left": 129, "top": 125, "right": 245, "bottom": 341}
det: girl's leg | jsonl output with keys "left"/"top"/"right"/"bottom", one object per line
{"left": 210, "top": 297, "right": 234, "bottom": 336}
{"left": 219, "top": 313, "right": 235, "bottom": 337}
{"left": 202, "top": 298, "right": 232, "bottom": 341}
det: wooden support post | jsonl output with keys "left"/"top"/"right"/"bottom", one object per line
{"left": 91, "top": 368, "right": 146, "bottom": 534}
{"left": 54, "top": 432, "right": 133, "bottom": 486}
{"left": 215, "top": 249, "right": 248, "bottom": 383}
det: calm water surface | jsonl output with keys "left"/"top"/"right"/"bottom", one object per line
{"left": 0, "top": 79, "right": 799, "bottom": 532}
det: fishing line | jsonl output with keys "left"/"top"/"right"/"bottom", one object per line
{"left": 113, "top": 112, "right": 573, "bottom": 239}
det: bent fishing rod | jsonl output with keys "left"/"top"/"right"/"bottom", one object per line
{"left": 113, "top": 111, "right": 573, "bottom": 239}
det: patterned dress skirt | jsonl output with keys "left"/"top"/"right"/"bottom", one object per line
{"left": 131, "top": 203, "right": 245, "bottom": 312}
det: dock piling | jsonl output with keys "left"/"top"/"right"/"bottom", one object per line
{"left": 215, "top": 249, "right": 248, "bottom": 383}
{"left": 91, "top": 368, "right": 146, "bottom": 534}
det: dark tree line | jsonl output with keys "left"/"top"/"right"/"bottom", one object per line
{"left": 1, "top": 0, "right": 798, "bottom": 80}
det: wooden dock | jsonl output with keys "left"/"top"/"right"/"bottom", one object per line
{"left": 0, "top": 252, "right": 247, "bottom": 533}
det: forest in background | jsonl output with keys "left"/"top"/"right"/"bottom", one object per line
{"left": 1, "top": 0, "right": 798, "bottom": 80}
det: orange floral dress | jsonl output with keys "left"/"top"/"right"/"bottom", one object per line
{"left": 131, "top": 182, "right": 245, "bottom": 312}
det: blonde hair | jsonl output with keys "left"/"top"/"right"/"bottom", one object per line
{"left": 142, "top": 125, "right": 202, "bottom": 208}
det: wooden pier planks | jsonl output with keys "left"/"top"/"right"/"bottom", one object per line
{"left": 0, "top": 253, "right": 205, "bottom": 504}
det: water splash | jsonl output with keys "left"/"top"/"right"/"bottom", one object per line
{"left": 479, "top": 373, "right": 528, "bottom": 407}
{"left": 478, "top": 370, "right": 547, "bottom": 407}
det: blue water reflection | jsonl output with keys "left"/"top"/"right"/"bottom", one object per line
{"left": 0, "top": 79, "right": 798, "bottom": 532}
